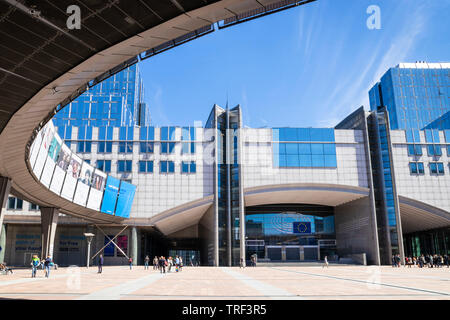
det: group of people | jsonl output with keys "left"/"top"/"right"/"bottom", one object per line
{"left": 147, "top": 255, "right": 183, "bottom": 274}
{"left": 0, "top": 262, "right": 13, "bottom": 275}
{"left": 30, "top": 255, "right": 54, "bottom": 278}
{"left": 402, "top": 254, "right": 449, "bottom": 268}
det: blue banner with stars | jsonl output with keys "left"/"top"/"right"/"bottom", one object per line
{"left": 292, "top": 221, "right": 311, "bottom": 234}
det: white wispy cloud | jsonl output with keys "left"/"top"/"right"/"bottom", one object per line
{"left": 317, "top": 0, "right": 429, "bottom": 127}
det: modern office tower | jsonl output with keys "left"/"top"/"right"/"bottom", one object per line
{"left": 369, "top": 62, "right": 449, "bottom": 131}
{"left": 365, "top": 62, "right": 450, "bottom": 263}
{"left": 2, "top": 63, "right": 449, "bottom": 267}
{"left": 53, "top": 64, "right": 149, "bottom": 128}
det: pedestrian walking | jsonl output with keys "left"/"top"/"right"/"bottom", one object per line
{"left": 159, "top": 256, "right": 166, "bottom": 274}
{"left": 323, "top": 255, "right": 329, "bottom": 268}
{"left": 179, "top": 256, "right": 183, "bottom": 271}
{"left": 44, "top": 256, "right": 52, "bottom": 278}
{"left": 98, "top": 254, "right": 104, "bottom": 273}
{"left": 153, "top": 256, "right": 159, "bottom": 270}
{"left": 129, "top": 257, "right": 133, "bottom": 270}
{"left": 175, "top": 256, "right": 180, "bottom": 272}
{"left": 240, "top": 257, "right": 245, "bottom": 269}
{"left": 144, "top": 255, "right": 150, "bottom": 270}
{"left": 167, "top": 257, "right": 173, "bottom": 272}
{"left": 31, "top": 255, "right": 40, "bottom": 278}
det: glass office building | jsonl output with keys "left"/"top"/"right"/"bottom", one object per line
{"left": 2, "top": 63, "right": 449, "bottom": 267}
{"left": 368, "top": 62, "right": 450, "bottom": 262}
{"left": 53, "top": 64, "right": 149, "bottom": 128}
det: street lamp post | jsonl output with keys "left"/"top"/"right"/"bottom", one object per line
{"left": 84, "top": 233, "right": 95, "bottom": 268}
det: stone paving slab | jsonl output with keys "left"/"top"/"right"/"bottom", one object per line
{"left": 0, "top": 266, "right": 448, "bottom": 300}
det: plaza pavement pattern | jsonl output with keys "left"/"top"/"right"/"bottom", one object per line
{"left": 0, "top": 265, "right": 449, "bottom": 300}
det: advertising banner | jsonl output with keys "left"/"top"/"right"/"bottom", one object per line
{"left": 29, "top": 124, "right": 45, "bottom": 169}
{"left": 116, "top": 235, "right": 128, "bottom": 256}
{"left": 115, "top": 181, "right": 136, "bottom": 218}
{"left": 86, "top": 169, "right": 107, "bottom": 211}
{"left": 104, "top": 236, "right": 115, "bottom": 256}
{"left": 41, "top": 132, "right": 62, "bottom": 188}
{"left": 73, "top": 161, "right": 94, "bottom": 206}
{"left": 60, "top": 152, "right": 82, "bottom": 201}
{"left": 33, "top": 121, "right": 55, "bottom": 180}
{"left": 49, "top": 142, "right": 71, "bottom": 195}
{"left": 100, "top": 176, "right": 120, "bottom": 215}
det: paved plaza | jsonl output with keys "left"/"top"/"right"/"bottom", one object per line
{"left": 0, "top": 265, "right": 449, "bottom": 300}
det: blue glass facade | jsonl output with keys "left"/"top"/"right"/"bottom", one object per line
{"left": 54, "top": 65, "right": 149, "bottom": 128}
{"left": 369, "top": 65, "right": 450, "bottom": 131}
{"left": 272, "top": 128, "right": 337, "bottom": 168}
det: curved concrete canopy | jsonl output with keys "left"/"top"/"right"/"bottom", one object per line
{"left": 398, "top": 195, "right": 450, "bottom": 234}
{"left": 0, "top": 0, "right": 316, "bottom": 223}
{"left": 244, "top": 183, "right": 370, "bottom": 207}
{"left": 147, "top": 195, "right": 213, "bottom": 235}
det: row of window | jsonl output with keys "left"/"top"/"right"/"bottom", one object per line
{"left": 273, "top": 128, "right": 335, "bottom": 142}
{"left": 101, "top": 160, "right": 197, "bottom": 174}
{"left": 409, "top": 162, "right": 446, "bottom": 175}
{"left": 407, "top": 144, "right": 450, "bottom": 157}
{"left": 58, "top": 126, "right": 197, "bottom": 142}
{"left": 7, "top": 197, "right": 39, "bottom": 211}
{"left": 75, "top": 141, "right": 196, "bottom": 154}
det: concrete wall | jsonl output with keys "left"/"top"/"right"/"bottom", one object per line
{"left": 390, "top": 130, "right": 450, "bottom": 212}
{"left": 335, "top": 197, "right": 379, "bottom": 265}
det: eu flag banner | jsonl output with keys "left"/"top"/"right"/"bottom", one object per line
{"left": 293, "top": 221, "right": 311, "bottom": 234}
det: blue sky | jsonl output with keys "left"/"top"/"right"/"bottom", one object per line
{"left": 140, "top": 0, "right": 450, "bottom": 128}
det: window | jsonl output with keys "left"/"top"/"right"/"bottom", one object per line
{"left": 161, "top": 142, "right": 175, "bottom": 154}
{"left": 429, "top": 163, "right": 438, "bottom": 174}
{"left": 160, "top": 126, "right": 176, "bottom": 141}
{"left": 7, "top": 197, "right": 23, "bottom": 210}
{"left": 119, "top": 126, "right": 134, "bottom": 153}
{"left": 117, "top": 160, "right": 132, "bottom": 173}
{"left": 139, "top": 126, "right": 155, "bottom": 153}
{"left": 273, "top": 141, "right": 336, "bottom": 168}
{"left": 77, "top": 126, "right": 92, "bottom": 153}
{"left": 97, "top": 160, "right": 111, "bottom": 173}
{"left": 409, "top": 162, "right": 418, "bottom": 174}
{"left": 181, "top": 161, "right": 196, "bottom": 173}
{"left": 427, "top": 145, "right": 442, "bottom": 157}
{"left": 437, "top": 162, "right": 445, "bottom": 174}
{"left": 407, "top": 144, "right": 422, "bottom": 156}
{"left": 139, "top": 161, "right": 153, "bottom": 173}
{"left": 119, "top": 141, "right": 133, "bottom": 153}
{"left": 181, "top": 142, "right": 195, "bottom": 154}
{"left": 77, "top": 141, "right": 92, "bottom": 153}
{"left": 417, "top": 162, "right": 425, "bottom": 174}
{"left": 160, "top": 161, "right": 175, "bottom": 173}
{"left": 29, "top": 203, "right": 39, "bottom": 211}
{"left": 98, "top": 126, "right": 113, "bottom": 153}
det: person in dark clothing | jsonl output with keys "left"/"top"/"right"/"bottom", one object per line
{"left": 44, "top": 256, "right": 52, "bottom": 278}
{"left": 98, "top": 254, "right": 104, "bottom": 274}
{"left": 158, "top": 256, "right": 166, "bottom": 274}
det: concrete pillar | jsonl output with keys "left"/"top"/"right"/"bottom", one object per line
{"left": 40, "top": 207, "right": 59, "bottom": 259}
{"left": 0, "top": 177, "right": 12, "bottom": 241}
{"left": 131, "top": 227, "right": 138, "bottom": 265}
{"left": 0, "top": 224, "right": 6, "bottom": 263}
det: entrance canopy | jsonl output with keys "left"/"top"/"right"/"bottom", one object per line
{"left": 399, "top": 196, "right": 450, "bottom": 234}
{"left": 244, "top": 183, "right": 370, "bottom": 207}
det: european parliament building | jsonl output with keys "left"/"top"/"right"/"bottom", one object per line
{"left": 1, "top": 62, "right": 449, "bottom": 267}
